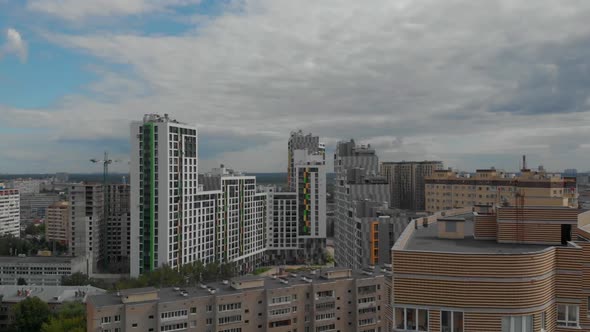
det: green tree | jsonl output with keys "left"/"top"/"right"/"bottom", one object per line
{"left": 41, "top": 302, "right": 86, "bottom": 332}
{"left": 219, "top": 262, "right": 236, "bottom": 279}
{"left": 61, "top": 272, "right": 90, "bottom": 286}
{"left": 11, "top": 297, "right": 51, "bottom": 332}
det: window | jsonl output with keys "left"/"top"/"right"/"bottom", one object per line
{"left": 541, "top": 312, "right": 546, "bottom": 331}
{"left": 557, "top": 305, "right": 579, "bottom": 327}
{"left": 395, "top": 308, "right": 428, "bottom": 331}
{"left": 501, "top": 315, "right": 532, "bottom": 332}
{"left": 441, "top": 311, "right": 463, "bottom": 332}
{"left": 445, "top": 222, "right": 456, "bottom": 232}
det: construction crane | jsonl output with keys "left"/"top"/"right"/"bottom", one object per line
{"left": 90, "top": 151, "right": 120, "bottom": 187}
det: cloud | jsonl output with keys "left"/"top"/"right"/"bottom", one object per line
{"left": 4, "top": 0, "right": 590, "bottom": 173}
{"left": 27, "top": 0, "right": 200, "bottom": 21}
{"left": 1, "top": 28, "right": 27, "bottom": 62}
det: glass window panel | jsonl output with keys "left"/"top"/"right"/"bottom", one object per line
{"left": 418, "top": 309, "right": 428, "bottom": 331}
{"left": 395, "top": 308, "right": 405, "bottom": 329}
{"left": 557, "top": 305, "right": 566, "bottom": 321}
{"left": 501, "top": 317, "right": 510, "bottom": 332}
{"left": 406, "top": 308, "right": 416, "bottom": 330}
{"left": 567, "top": 305, "right": 578, "bottom": 322}
{"left": 453, "top": 312, "right": 463, "bottom": 332}
{"left": 441, "top": 311, "right": 451, "bottom": 332}
{"left": 514, "top": 316, "right": 523, "bottom": 332}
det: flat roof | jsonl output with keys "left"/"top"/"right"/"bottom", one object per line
{"left": 405, "top": 214, "right": 551, "bottom": 254}
{"left": 0, "top": 285, "right": 105, "bottom": 303}
{"left": 0, "top": 256, "right": 76, "bottom": 264}
{"left": 90, "top": 267, "right": 390, "bottom": 308}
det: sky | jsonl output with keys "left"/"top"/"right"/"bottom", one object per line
{"left": 1, "top": 0, "right": 590, "bottom": 174}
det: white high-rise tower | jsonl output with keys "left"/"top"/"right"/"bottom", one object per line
{"left": 130, "top": 114, "right": 198, "bottom": 277}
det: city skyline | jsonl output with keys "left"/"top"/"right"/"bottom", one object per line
{"left": 2, "top": 0, "right": 590, "bottom": 173}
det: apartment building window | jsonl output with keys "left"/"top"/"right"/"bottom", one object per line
{"left": 501, "top": 315, "right": 532, "bottom": 332}
{"left": 395, "top": 307, "right": 428, "bottom": 331}
{"left": 541, "top": 312, "right": 546, "bottom": 331}
{"left": 557, "top": 305, "right": 579, "bottom": 327}
{"left": 441, "top": 311, "right": 463, "bottom": 332}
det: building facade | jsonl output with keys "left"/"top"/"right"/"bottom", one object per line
{"left": 0, "top": 256, "right": 85, "bottom": 286}
{"left": 392, "top": 206, "right": 590, "bottom": 332}
{"left": 334, "top": 140, "right": 392, "bottom": 269}
{"left": 200, "top": 169, "right": 268, "bottom": 273}
{"left": 130, "top": 115, "right": 267, "bottom": 277}
{"left": 105, "top": 184, "right": 131, "bottom": 273}
{"left": 381, "top": 161, "right": 443, "bottom": 211}
{"left": 287, "top": 130, "right": 324, "bottom": 191}
{"left": 87, "top": 267, "right": 391, "bottom": 332}
{"left": 262, "top": 187, "right": 298, "bottom": 264}
{"left": 0, "top": 189, "right": 20, "bottom": 237}
{"left": 19, "top": 192, "right": 60, "bottom": 223}
{"left": 69, "top": 183, "right": 104, "bottom": 274}
{"left": 130, "top": 114, "right": 199, "bottom": 277}
{"left": 45, "top": 201, "right": 70, "bottom": 248}
{"left": 425, "top": 168, "right": 578, "bottom": 213}
{"left": 265, "top": 131, "right": 328, "bottom": 265}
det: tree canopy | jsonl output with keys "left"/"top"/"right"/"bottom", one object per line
{"left": 11, "top": 296, "right": 51, "bottom": 332}
{"left": 41, "top": 302, "right": 86, "bottom": 332}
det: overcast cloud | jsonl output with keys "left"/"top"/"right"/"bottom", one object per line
{"left": 1, "top": 0, "right": 590, "bottom": 173}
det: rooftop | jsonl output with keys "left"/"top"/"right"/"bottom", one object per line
{"left": 90, "top": 267, "right": 390, "bottom": 308}
{"left": 405, "top": 213, "right": 551, "bottom": 254}
{"left": 0, "top": 255, "right": 78, "bottom": 265}
{"left": 0, "top": 285, "right": 105, "bottom": 304}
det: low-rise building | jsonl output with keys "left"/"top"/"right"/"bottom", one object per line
{"left": 0, "top": 255, "right": 85, "bottom": 286}
{"left": 0, "top": 285, "right": 105, "bottom": 329}
{"left": 392, "top": 206, "right": 590, "bottom": 332}
{"left": 87, "top": 267, "right": 392, "bottom": 332}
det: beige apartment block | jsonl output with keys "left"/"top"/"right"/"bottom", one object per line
{"left": 46, "top": 201, "right": 70, "bottom": 247}
{"left": 87, "top": 267, "right": 392, "bottom": 332}
{"left": 425, "top": 168, "right": 578, "bottom": 213}
{"left": 392, "top": 205, "right": 590, "bottom": 332}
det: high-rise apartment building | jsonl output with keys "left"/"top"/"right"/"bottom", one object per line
{"left": 130, "top": 115, "right": 267, "bottom": 277}
{"left": 295, "top": 153, "right": 327, "bottom": 262}
{"left": 46, "top": 201, "right": 70, "bottom": 248}
{"left": 425, "top": 167, "right": 578, "bottom": 212}
{"left": 392, "top": 205, "right": 590, "bottom": 332}
{"left": 381, "top": 161, "right": 443, "bottom": 211}
{"left": 334, "top": 140, "right": 393, "bottom": 269}
{"left": 199, "top": 167, "right": 268, "bottom": 272}
{"left": 105, "top": 184, "right": 131, "bottom": 273}
{"left": 263, "top": 131, "right": 328, "bottom": 264}
{"left": 130, "top": 114, "right": 199, "bottom": 277}
{"left": 0, "top": 189, "right": 20, "bottom": 237}
{"left": 287, "top": 130, "right": 324, "bottom": 191}
{"left": 262, "top": 186, "right": 298, "bottom": 264}
{"left": 87, "top": 267, "right": 392, "bottom": 332}
{"left": 69, "top": 183, "right": 104, "bottom": 274}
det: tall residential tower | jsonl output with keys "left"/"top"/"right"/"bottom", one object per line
{"left": 381, "top": 160, "right": 443, "bottom": 211}
{"left": 130, "top": 114, "right": 198, "bottom": 277}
